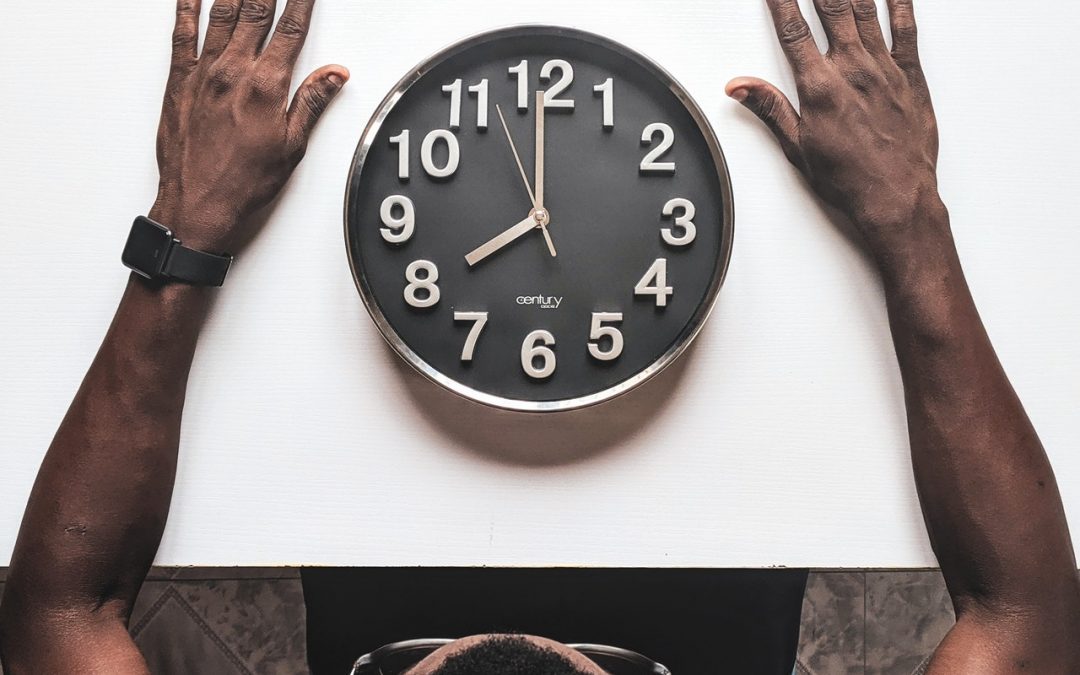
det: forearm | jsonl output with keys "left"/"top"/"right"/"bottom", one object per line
{"left": 733, "top": 0, "right": 1080, "bottom": 664}
{"left": 1, "top": 274, "right": 209, "bottom": 636}
{"left": 881, "top": 204, "right": 1079, "bottom": 615}
{"left": 0, "top": 0, "right": 345, "bottom": 669}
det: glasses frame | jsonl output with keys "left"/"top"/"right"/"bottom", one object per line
{"left": 350, "top": 638, "right": 672, "bottom": 675}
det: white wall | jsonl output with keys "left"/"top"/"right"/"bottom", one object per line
{"left": 1, "top": 1, "right": 1076, "bottom": 567}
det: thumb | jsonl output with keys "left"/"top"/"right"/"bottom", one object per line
{"left": 287, "top": 65, "right": 350, "bottom": 150}
{"left": 726, "top": 77, "right": 803, "bottom": 168}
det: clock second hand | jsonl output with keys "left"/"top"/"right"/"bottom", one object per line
{"left": 494, "top": 102, "right": 557, "bottom": 258}
{"left": 496, "top": 103, "right": 536, "bottom": 206}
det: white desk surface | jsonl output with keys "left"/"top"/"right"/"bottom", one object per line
{"left": 1, "top": 1, "right": 1077, "bottom": 568}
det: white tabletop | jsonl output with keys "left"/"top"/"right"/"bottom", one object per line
{"left": 1, "top": 1, "right": 1077, "bottom": 567}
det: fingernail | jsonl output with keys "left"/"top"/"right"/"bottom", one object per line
{"left": 328, "top": 72, "right": 346, "bottom": 87}
{"left": 729, "top": 88, "right": 750, "bottom": 103}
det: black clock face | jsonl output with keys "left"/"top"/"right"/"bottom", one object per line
{"left": 346, "top": 27, "right": 733, "bottom": 411}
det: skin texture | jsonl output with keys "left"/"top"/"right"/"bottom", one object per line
{"left": 153, "top": 0, "right": 348, "bottom": 253}
{"left": 727, "top": 1, "right": 1080, "bottom": 672}
{"left": 0, "top": 1, "right": 1077, "bottom": 673}
{"left": 405, "top": 634, "right": 605, "bottom": 675}
{"left": 0, "top": 0, "right": 345, "bottom": 672}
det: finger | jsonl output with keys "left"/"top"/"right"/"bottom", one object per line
{"left": 765, "top": 0, "right": 824, "bottom": 74}
{"left": 229, "top": 0, "right": 278, "bottom": 55}
{"left": 170, "top": 0, "right": 201, "bottom": 72}
{"left": 261, "top": 0, "right": 314, "bottom": 69}
{"left": 886, "top": 0, "right": 921, "bottom": 70}
{"left": 286, "top": 65, "right": 349, "bottom": 149}
{"left": 850, "top": 0, "right": 888, "bottom": 54}
{"left": 726, "top": 77, "right": 803, "bottom": 169}
{"left": 202, "top": 0, "right": 240, "bottom": 60}
{"left": 812, "top": 0, "right": 861, "bottom": 52}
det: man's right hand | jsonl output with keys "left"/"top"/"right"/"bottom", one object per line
{"left": 152, "top": 0, "right": 348, "bottom": 255}
{"left": 726, "top": 0, "right": 945, "bottom": 272}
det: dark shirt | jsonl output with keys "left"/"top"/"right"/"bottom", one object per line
{"left": 301, "top": 568, "right": 808, "bottom": 674}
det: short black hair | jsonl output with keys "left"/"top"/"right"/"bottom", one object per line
{"left": 429, "top": 636, "right": 591, "bottom": 675}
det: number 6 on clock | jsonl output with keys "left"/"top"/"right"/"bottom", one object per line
{"left": 522, "top": 330, "right": 557, "bottom": 379}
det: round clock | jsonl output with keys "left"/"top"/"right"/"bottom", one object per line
{"left": 346, "top": 26, "right": 734, "bottom": 412}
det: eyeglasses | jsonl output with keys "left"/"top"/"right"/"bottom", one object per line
{"left": 350, "top": 638, "right": 672, "bottom": 675}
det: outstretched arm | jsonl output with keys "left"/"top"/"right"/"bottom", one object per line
{"left": 0, "top": 1, "right": 346, "bottom": 671}
{"left": 729, "top": 1, "right": 1080, "bottom": 671}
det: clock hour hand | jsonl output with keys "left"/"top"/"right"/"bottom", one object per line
{"left": 465, "top": 214, "right": 540, "bottom": 267}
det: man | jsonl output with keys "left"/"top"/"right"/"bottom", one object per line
{"left": 1, "top": 0, "right": 1078, "bottom": 673}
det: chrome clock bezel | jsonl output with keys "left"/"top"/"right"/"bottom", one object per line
{"left": 345, "top": 25, "right": 735, "bottom": 413}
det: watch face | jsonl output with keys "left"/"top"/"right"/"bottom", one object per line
{"left": 346, "top": 26, "right": 734, "bottom": 412}
{"left": 122, "top": 216, "right": 173, "bottom": 278}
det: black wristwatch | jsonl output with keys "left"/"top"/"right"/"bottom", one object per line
{"left": 121, "top": 216, "right": 233, "bottom": 287}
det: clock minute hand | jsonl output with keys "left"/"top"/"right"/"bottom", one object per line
{"left": 535, "top": 90, "right": 545, "bottom": 210}
{"left": 534, "top": 91, "right": 557, "bottom": 257}
{"left": 465, "top": 215, "right": 539, "bottom": 267}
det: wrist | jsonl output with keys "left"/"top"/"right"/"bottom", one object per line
{"left": 127, "top": 270, "right": 212, "bottom": 306}
{"left": 149, "top": 198, "right": 238, "bottom": 255}
{"left": 123, "top": 272, "right": 214, "bottom": 336}
{"left": 862, "top": 194, "right": 958, "bottom": 288}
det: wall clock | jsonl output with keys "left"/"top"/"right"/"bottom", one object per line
{"left": 345, "top": 26, "right": 734, "bottom": 412}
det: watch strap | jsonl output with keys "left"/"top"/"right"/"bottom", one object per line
{"left": 162, "top": 242, "right": 233, "bottom": 287}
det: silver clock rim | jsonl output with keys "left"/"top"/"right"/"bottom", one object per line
{"left": 344, "top": 24, "right": 735, "bottom": 414}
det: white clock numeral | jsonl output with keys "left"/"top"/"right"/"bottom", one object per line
{"left": 442, "top": 79, "right": 463, "bottom": 130}
{"left": 392, "top": 129, "right": 460, "bottom": 180}
{"left": 444, "top": 78, "right": 489, "bottom": 131}
{"left": 379, "top": 195, "right": 415, "bottom": 245}
{"left": 509, "top": 60, "right": 529, "bottom": 111}
{"left": 640, "top": 122, "right": 675, "bottom": 174}
{"left": 634, "top": 258, "right": 674, "bottom": 308}
{"left": 661, "top": 198, "right": 697, "bottom": 247}
{"left": 389, "top": 130, "right": 410, "bottom": 180}
{"left": 510, "top": 59, "right": 578, "bottom": 111}
{"left": 588, "top": 312, "right": 624, "bottom": 362}
{"left": 454, "top": 312, "right": 489, "bottom": 362}
{"left": 468, "top": 79, "right": 489, "bottom": 130}
{"left": 404, "top": 260, "right": 441, "bottom": 309}
{"left": 521, "top": 330, "right": 557, "bottom": 380}
{"left": 593, "top": 78, "right": 614, "bottom": 129}
{"left": 420, "top": 129, "right": 460, "bottom": 179}
{"left": 540, "top": 59, "right": 575, "bottom": 110}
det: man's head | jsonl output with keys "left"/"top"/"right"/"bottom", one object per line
{"left": 406, "top": 634, "right": 606, "bottom": 675}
